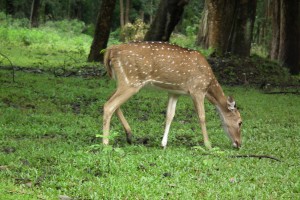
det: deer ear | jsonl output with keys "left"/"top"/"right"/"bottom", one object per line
{"left": 227, "top": 96, "right": 236, "bottom": 111}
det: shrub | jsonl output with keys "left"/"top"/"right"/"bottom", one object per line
{"left": 42, "top": 19, "right": 85, "bottom": 35}
{"left": 119, "top": 19, "right": 149, "bottom": 42}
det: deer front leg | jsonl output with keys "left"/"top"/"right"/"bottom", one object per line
{"left": 103, "top": 87, "right": 140, "bottom": 145}
{"left": 161, "top": 94, "right": 179, "bottom": 149}
{"left": 191, "top": 94, "right": 212, "bottom": 150}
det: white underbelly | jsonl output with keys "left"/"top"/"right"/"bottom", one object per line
{"left": 144, "top": 80, "right": 189, "bottom": 95}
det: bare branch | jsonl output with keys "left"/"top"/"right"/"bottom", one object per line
{"left": 0, "top": 52, "right": 15, "bottom": 82}
{"left": 230, "top": 155, "right": 281, "bottom": 162}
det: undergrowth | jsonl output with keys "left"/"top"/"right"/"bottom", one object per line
{"left": 1, "top": 12, "right": 298, "bottom": 88}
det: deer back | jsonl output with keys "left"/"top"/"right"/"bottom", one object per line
{"left": 104, "top": 42, "right": 216, "bottom": 94}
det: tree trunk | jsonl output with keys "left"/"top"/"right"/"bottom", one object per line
{"left": 30, "top": 0, "right": 41, "bottom": 28}
{"left": 88, "top": 0, "right": 117, "bottom": 62}
{"left": 73, "top": 0, "right": 84, "bottom": 20}
{"left": 144, "top": 0, "right": 189, "bottom": 41}
{"left": 149, "top": 0, "right": 154, "bottom": 24}
{"left": 195, "top": 1, "right": 209, "bottom": 48}
{"left": 270, "top": 0, "right": 281, "bottom": 60}
{"left": 120, "top": 0, "right": 125, "bottom": 27}
{"left": 278, "top": 0, "right": 300, "bottom": 74}
{"left": 196, "top": 0, "right": 256, "bottom": 57}
{"left": 196, "top": 0, "right": 236, "bottom": 55}
{"left": 125, "top": 0, "right": 130, "bottom": 24}
{"left": 5, "top": 0, "right": 14, "bottom": 15}
{"left": 270, "top": 0, "right": 300, "bottom": 74}
{"left": 140, "top": 10, "right": 145, "bottom": 21}
{"left": 228, "top": 0, "right": 257, "bottom": 57}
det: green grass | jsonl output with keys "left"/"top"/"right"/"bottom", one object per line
{"left": 0, "top": 24, "right": 92, "bottom": 69}
{"left": 1, "top": 69, "right": 299, "bottom": 199}
{"left": 0, "top": 16, "right": 299, "bottom": 199}
{"left": 0, "top": 16, "right": 117, "bottom": 70}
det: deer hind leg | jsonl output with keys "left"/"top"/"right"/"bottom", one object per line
{"left": 161, "top": 94, "right": 179, "bottom": 149}
{"left": 106, "top": 91, "right": 133, "bottom": 144}
{"left": 116, "top": 108, "right": 133, "bottom": 144}
{"left": 191, "top": 93, "right": 212, "bottom": 149}
{"left": 103, "top": 86, "right": 140, "bottom": 145}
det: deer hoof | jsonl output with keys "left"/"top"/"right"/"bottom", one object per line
{"left": 103, "top": 139, "right": 109, "bottom": 145}
{"left": 126, "top": 134, "right": 133, "bottom": 144}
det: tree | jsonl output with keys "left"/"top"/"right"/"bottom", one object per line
{"left": 120, "top": 0, "right": 131, "bottom": 27}
{"left": 144, "top": 0, "right": 189, "bottom": 41}
{"left": 125, "top": 0, "right": 131, "bottom": 24}
{"left": 196, "top": 0, "right": 235, "bottom": 54}
{"left": 88, "top": 0, "right": 117, "bottom": 62}
{"left": 5, "top": 0, "right": 15, "bottom": 15}
{"left": 141, "top": 0, "right": 160, "bottom": 24}
{"left": 120, "top": 0, "right": 125, "bottom": 27}
{"left": 196, "top": 0, "right": 257, "bottom": 57}
{"left": 252, "top": 0, "right": 272, "bottom": 49}
{"left": 227, "top": 0, "right": 257, "bottom": 56}
{"left": 30, "top": 0, "right": 41, "bottom": 28}
{"left": 270, "top": 0, "right": 299, "bottom": 74}
{"left": 270, "top": 0, "right": 280, "bottom": 60}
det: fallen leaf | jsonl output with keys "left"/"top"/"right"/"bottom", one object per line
{"left": 0, "top": 165, "right": 8, "bottom": 170}
{"left": 229, "top": 177, "right": 236, "bottom": 183}
{"left": 25, "top": 182, "right": 33, "bottom": 188}
{"left": 59, "top": 195, "right": 72, "bottom": 200}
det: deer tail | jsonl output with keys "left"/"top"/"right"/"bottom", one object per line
{"left": 103, "top": 48, "right": 113, "bottom": 78}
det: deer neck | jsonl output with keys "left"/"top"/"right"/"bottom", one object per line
{"left": 206, "top": 79, "right": 228, "bottom": 113}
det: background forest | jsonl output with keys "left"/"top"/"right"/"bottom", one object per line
{"left": 1, "top": 0, "right": 299, "bottom": 77}
{"left": 0, "top": 0, "right": 300, "bottom": 199}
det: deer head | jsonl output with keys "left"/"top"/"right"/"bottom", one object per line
{"left": 224, "top": 96, "right": 242, "bottom": 148}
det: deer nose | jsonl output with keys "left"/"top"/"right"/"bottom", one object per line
{"left": 233, "top": 140, "right": 241, "bottom": 149}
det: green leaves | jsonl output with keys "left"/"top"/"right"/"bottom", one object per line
{"left": 99, "top": 49, "right": 106, "bottom": 54}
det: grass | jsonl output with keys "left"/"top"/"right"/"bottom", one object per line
{"left": 0, "top": 15, "right": 118, "bottom": 70}
{"left": 0, "top": 22, "right": 92, "bottom": 69}
{"left": 0, "top": 16, "right": 299, "bottom": 199}
{"left": 1, "top": 69, "right": 300, "bottom": 199}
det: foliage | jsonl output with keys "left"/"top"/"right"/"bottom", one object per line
{"left": 207, "top": 55, "right": 298, "bottom": 86}
{"left": 1, "top": 15, "right": 297, "bottom": 88}
{"left": 0, "top": 69, "right": 300, "bottom": 199}
{"left": 1, "top": 0, "right": 101, "bottom": 25}
{"left": 0, "top": 0, "right": 161, "bottom": 31}
{"left": 250, "top": 43, "right": 269, "bottom": 58}
{"left": 170, "top": 33, "right": 198, "bottom": 51}
{"left": 252, "top": 0, "right": 273, "bottom": 52}
{"left": 177, "top": 0, "right": 204, "bottom": 34}
{"left": 0, "top": 12, "right": 30, "bottom": 28}
{"left": 42, "top": 19, "right": 85, "bottom": 35}
{"left": 120, "top": 19, "right": 149, "bottom": 42}
{"left": 0, "top": 14, "right": 92, "bottom": 69}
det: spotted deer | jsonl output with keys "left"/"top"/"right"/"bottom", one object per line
{"left": 103, "top": 42, "right": 242, "bottom": 149}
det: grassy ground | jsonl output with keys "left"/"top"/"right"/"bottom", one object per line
{"left": 0, "top": 20, "right": 91, "bottom": 69}
{"left": 1, "top": 17, "right": 300, "bottom": 199}
{"left": 0, "top": 69, "right": 299, "bottom": 199}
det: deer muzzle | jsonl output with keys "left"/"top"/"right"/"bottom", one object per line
{"left": 233, "top": 140, "right": 241, "bottom": 149}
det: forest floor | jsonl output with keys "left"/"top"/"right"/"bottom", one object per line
{"left": 0, "top": 68, "right": 300, "bottom": 199}
{"left": 1, "top": 22, "right": 300, "bottom": 199}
